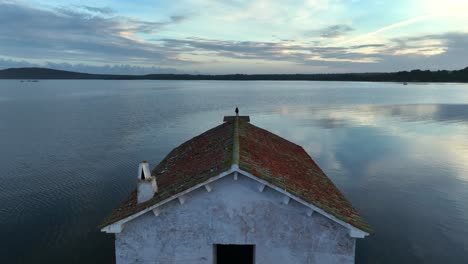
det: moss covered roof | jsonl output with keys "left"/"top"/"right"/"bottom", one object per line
{"left": 101, "top": 117, "right": 371, "bottom": 233}
{"left": 238, "top": 120, "right": 371, "bottom": 233}
{"left": 100, "top": 122, "right": 234, "bottom": 228}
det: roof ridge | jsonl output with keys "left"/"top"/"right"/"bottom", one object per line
{"left": 232, "top": 116, "right": 240, "bottom": 166}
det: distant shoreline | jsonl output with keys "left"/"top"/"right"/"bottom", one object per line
{"left": 1, "top": 67, "right": 468, "bottom": 83}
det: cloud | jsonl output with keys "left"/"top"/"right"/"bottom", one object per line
{"left": 339, "top": 14, "right": 435, "bottom": 45}
{"left": 142, "top": 31, "right": 468, "bottom": 72}
{"left": 78, "top": 5, "right": 114, "bottom": 15}
{"left": 0, "top": 1, "right": 190, "bottom": 66}
{"left": 160, "top": 37, "right": 382, "bottom": 64}
{"left": 1, "top": 1, "right": 467, "bottom": 74}
{"left": 318, "top": 24, "right": 354, "bottom": 38}
{"left": 372, "top": 32, "right": 468, "bottom": 71}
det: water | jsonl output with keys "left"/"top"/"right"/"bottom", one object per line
{"left": 1, "top": 80, "right": 468, "bottom": 263}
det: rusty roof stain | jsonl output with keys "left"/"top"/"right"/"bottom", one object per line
{"left": 100, "top": 117, "right": 371, "bottom": 233}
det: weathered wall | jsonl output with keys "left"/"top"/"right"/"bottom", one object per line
{"left": 115, "top": 174, "right": 355, "bottom": 264}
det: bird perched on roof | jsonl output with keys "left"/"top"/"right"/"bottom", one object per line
{"left": 235, "top": 107, "right": 239, "bottom": 116}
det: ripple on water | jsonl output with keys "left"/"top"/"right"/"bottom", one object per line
{"left": 2, "top": 81, "right": 468, "bottom": 263}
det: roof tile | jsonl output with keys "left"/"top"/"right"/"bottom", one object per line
{"left": 101, "top": 118, "right": 371, "bottom": 233}
{"left": 238, "top": 120, "right": 371, "bottom": 232}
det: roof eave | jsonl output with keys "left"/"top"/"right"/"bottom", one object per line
{"left": 101, "top": 164, "right": 370, "bottom": 237}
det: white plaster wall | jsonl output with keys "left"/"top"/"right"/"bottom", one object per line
{"left": 115, "top": 174, "right": 355, "bottom": 264}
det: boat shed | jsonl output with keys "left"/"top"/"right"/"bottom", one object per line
{"left": 100, "top": 115, "right": 371, "bottom": 264}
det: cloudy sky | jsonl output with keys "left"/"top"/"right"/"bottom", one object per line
{"left": 1, "top": 0, "right": 468, "bottom": 74}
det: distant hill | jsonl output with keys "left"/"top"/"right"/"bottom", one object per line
{"left": 1, "top": 66, "right": 468, "bottom": 82}
{"left": 0, "top": 67, "right": 124, "bottom": 79}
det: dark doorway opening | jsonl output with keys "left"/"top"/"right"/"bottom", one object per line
{"left": 215, "top": 244, "right": 254, "bottom": 264}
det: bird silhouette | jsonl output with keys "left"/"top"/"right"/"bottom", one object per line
{"left": 235, "top": 107, "right": 239, "bottom": 116}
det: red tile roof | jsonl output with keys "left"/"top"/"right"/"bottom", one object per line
{"left": 101, "top": 117, "right": 371, "bottom": 233}
{"left": 238, "top": 121, "right": 371, "bottom": 232}
{"left": 100, "top": 122, "right": 233, "bottom": 228}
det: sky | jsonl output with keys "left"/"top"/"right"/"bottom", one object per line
{"left": 0, "top": 0, "right": 467, "bottom": 74}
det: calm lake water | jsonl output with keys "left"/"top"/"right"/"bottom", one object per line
{"left": 1, "top": 80, "right": 468, "bottom": 263}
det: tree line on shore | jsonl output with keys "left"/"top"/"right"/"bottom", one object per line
{"left": 1, "top": 67, "right": 468, "bottom": 82}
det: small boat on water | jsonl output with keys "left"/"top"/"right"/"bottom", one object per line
{"left": 403, "top": 82, "right": 408, "bottom": 85}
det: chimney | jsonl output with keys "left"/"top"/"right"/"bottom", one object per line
{"left": 137, "top": 161, "right": 158, "bottom": 203}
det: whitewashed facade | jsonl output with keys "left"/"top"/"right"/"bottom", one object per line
{"left": 105, "top": 166, "right": 363, "bottom": 264}
{"left": 101, "top": 117, "right": 370, "bottom": 263}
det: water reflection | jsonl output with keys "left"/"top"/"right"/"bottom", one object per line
{"left": 259, "top": 103, "right": 468, "bottom": 263}
{"left": 314, "top": 117, "right": 348, "bottom": 129}
{"left": 1, "top": 81, "right": 468, "bottom": 263}
{"left": 356, "top": 104, "right": 468, "bottom": 124}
